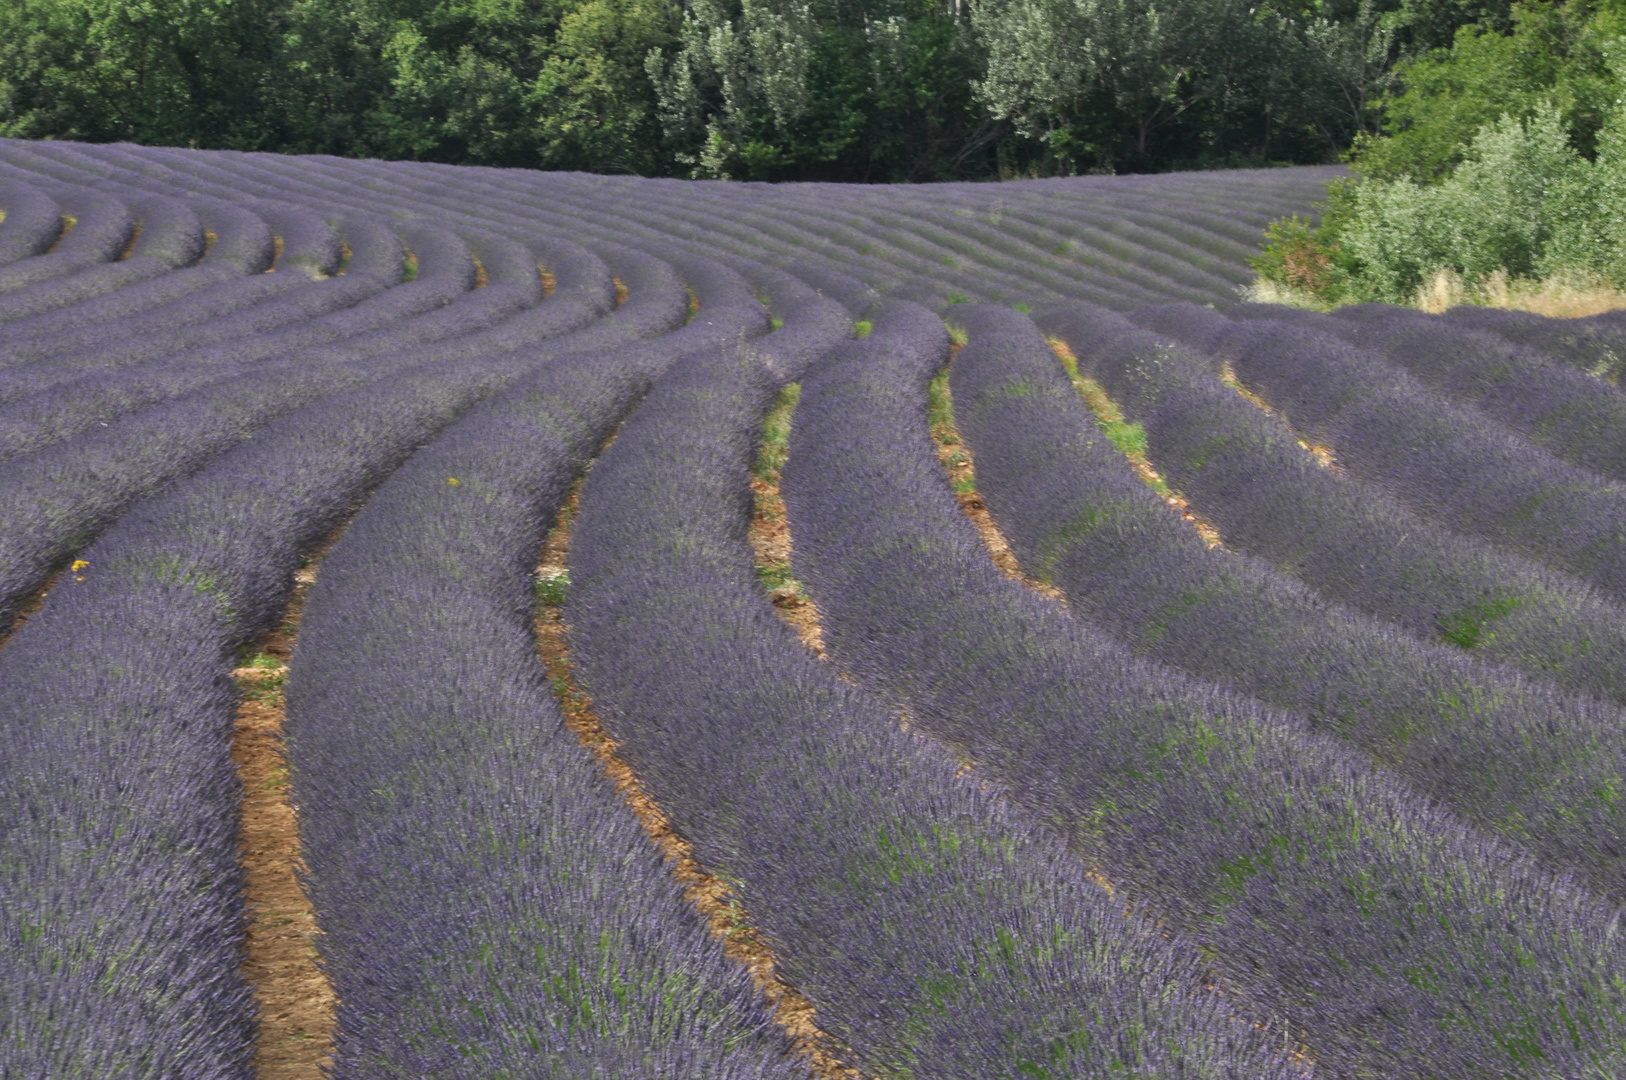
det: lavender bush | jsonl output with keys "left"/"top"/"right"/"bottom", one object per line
{"left": 0, "top": 178, "right": 64, "bottom": 263}
{"left": 781, "top": 301, "right": 1626, "bottom": 1079}
{"left": 1071, "top": 304, "right": 1626, "bottom": 708}
{"left": 953, "top": 302, "right": 1626, "bottom": 901}
{"left": 565, "top": 326, "right": 1301, "bottom": 1079}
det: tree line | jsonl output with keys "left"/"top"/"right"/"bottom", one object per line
{"left": 1253, "top": 0, "right": 1626, "bottom": 308}
{"left": 0, "top": 0, "right": 1514, "bottom": 181}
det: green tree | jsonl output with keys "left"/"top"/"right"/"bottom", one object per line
{"left": 970, "top": 0, "right": 1405, "bottom": 172}
{"left": 648, "top": 0, "right": 989, "bottom": 181}
{"left": 0, "top": 0, "right": 286, "bottom": 147}
{"left": 529, "top": 0, "right": 675, "bottom": 173}
{"left": 1357, "top": 0, "right": 1624, "bottom": 181}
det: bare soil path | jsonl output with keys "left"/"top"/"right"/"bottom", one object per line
{"left": 230, "top": 547, "right": 337, "bottom": 1080}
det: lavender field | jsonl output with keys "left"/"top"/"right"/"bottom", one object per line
{"left": 3, "top": 140, "right": 1626, "bottom": 1080}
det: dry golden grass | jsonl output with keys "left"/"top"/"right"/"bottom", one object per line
{"left": 1240, "top": 277, "right": 1329, "bottom": 310}
{"left": 1246, "top": 266, "right": 1626, "bottom": 319}
{"left": 1417, "top": 268, "right": 1626, "bottom": 318}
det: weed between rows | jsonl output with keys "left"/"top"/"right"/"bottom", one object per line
{"left": 928, "top": 344, "right": 1067, "bottom": 601}
{"left": 1045, "top": 338, "right": 1223, "bottom": 549}
{"left": 531, "top": 441, "right": 857, "bottom": 1080}
{"left": 44, "top": 213, "right": 76, "bottom": 255}
{"left": 1216, "top": 362, "right": 1338, "bottom": 470}
{"left": 750, "top": 384, "right": 826, "bottom": 658}
{"left": 228, "top": 543, "right": 340, "bottom": 1080}
{"left": 540, "top": 266, "right": 556, "bottom": 297}
{"left": 116, "top": 223, "right": 143, "bottom": 262}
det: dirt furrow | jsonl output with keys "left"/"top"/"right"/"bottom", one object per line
{"left": 534, "top": 445, "right": 860, "bottom": 1080}
{"left": 1047, "top": 337, "right": 1225, "bottom": 547}
{"left": 229, "top": 543, "right": 339, "bottom": 1080}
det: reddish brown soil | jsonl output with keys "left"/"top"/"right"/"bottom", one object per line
{"left": 230, "top": 556, "right": 336, "bottom": 1079}
{"left": 1218, "top": 362, "right": 1339, "bottom": 470}
{"left": 749, "top": 477, "right": 828, "bottom": 658}
{"left": 534, "top": 465, "right": 861, "bottom": 1080}
{"left": 1046, "top": 338, "right": 1225, "bottom": 548}
{"left": 117, "top": 224, "right": 144, "bottom": 262}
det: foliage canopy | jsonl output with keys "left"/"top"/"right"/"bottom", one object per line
{"left": 0, "top": 0, "right": 1509, "bottom": 179}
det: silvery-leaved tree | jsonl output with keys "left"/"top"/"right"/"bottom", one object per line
{"left": 648, "top": 0, "right": 818, "bottom": 177}
{"left": 645, "top": 0, "right": 987, "bottom": 180}
{"left": 971, "top": 0, "right": 1378, "bottom": 171}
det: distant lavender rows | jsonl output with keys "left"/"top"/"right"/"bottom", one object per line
{"left": 6, "top": 138, "right": 1626, "bottom": 1078}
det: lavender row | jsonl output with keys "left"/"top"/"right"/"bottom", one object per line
{"left": 0, "top": 203, "right": 339, "bottom": 364}
{"left": 0, "top": 348, "right": 554, "bottom": 1076}
{"left": 0, "top": 217, "right": 531, "bottom": 458}
{"left": 283, "top": 283, "right": 790, "bottom": 1075}
{"left": 0, "top": 213, "right": 399, "bottom": 380}
{"left": 1442, "top": 302, "right": 1626, "bottom": 383}
{"left": 0, "top": 139, "right": 1333, "bottom": 318}
{"left": 0, "top": 201, "right": 275, "bottom": 340}
{"left": 779, "top": 301, "right": 1626, "bottom": 1079}
{"left": 0, "top": 235, "right": 656, "bottom": 635}
{"left": 563, "top": 324, "right": 1298, "bottom": 1078}
{"left": 952, "top": 302, "right": 1626, "bottom": 901}
{"left": 1152, "top": 307, "right": 1626, "bottom": 605}
{"left": 0, "top": 246, "right": 714, "bottom": 1070}
{"left": 0, "top": 178, "right": 64, "bottom": 264}
{"left": 254, "top": 151, "right": 1252, "bottom": 312}
{"left": 1068, "top": 304, "right": 1626, "bottom": 708}
{"left": 0, "top": 184, "right": 131, "bottom": 292}
{"left": 0, "top": 209, "right": 458, "bottom": 396}
{"left": 1252, "top": 301, "right": 1626, "bottom": 489}
{"left": 28, "top": 141, "right": 1294, "bottom": 317}
{"left": 0, "top": 194, "right": 207, "bottom": 322}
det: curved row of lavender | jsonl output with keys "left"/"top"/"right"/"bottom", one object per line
{"left": 949, "top": 303, "right": 1626, "bottom": 904}
{"left": 563, "top": 310, "right": 1300, "bottom": 1078}
{"left": 1237, "top": 301, "right": 1626, "bottom": 485}
{"left": 280, "top": 258, "right": 803, "bottom": 1075}
{"left": 777, "top": 301, "right": 1626, "bottom": 1078}
{"left": 0, "top": 235, "right": 698, "bottom": 1075}
{"left": 1124, "top": 301, "right": 1626, "bottom": 708}
{"left": 5, "top": 133, "right": 1624, "bottom": 1077}
{"left": 0, "top": 158, "right": 669, "bottom": 1073}
{"left": 1138, "top": 302, "right": 1626, "bottom": 608}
